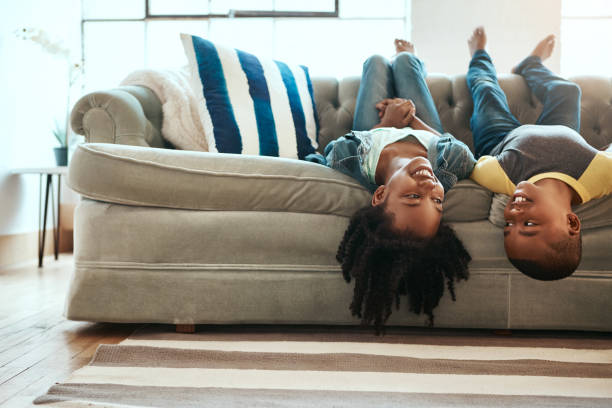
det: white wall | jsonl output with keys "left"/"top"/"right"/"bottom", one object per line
{"left": 411, "top": 0, "right": 561, "bottom": 75}
{"left": 0, "top": 0, "right": 565, "bottom": 237}
{"left": 0, "top": 0, "right": 80, "bottom": 236}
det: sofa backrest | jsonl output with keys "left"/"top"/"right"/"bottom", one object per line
{"left": 312, "top": 74, "right": 612, "bottom": 153}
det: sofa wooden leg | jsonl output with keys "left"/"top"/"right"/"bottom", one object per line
{"left": 176, "top": 324, "right": 195, "bottom": 333}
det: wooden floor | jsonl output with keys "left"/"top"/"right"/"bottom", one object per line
{"left": 1, "top": 255, "right": 611, "bottom": 407}
{"left": 0, "top": 255, "right": 138, "bottom": 407}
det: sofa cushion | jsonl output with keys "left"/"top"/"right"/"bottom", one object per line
{"left": 69, "top": 143, "right": 494, "bottom": 222}
{"left": 68, "top": 143, "right": 371, "bottom": 217}
{"left": 442, "top": 179, "right": 492, "bottom": 223}
{"left": 181, "top": 33, "right": 319, "bottom": 159}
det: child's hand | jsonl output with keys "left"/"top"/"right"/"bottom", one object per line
{"left": 376, "top": 98, "right": 412, "bottom": 117}
{"left": 375, "top": 98, "right": 395, "bottom": 117}
{"left": 375, "top": 98, "right": 415, "bottom": 128}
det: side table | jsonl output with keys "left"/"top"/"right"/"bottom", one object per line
{"left": 11, "top": 167, "right": 69, "bottom": 267}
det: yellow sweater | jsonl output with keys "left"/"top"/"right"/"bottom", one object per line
{"left": 471, "top": 151, "right": 612, "bottom": 203}
{"left": 470, "top": 124, "right": 612, "bottom": 204}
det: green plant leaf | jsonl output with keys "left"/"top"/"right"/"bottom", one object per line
{"left": 52, "top": 118, "right": 66, "bottom": 146}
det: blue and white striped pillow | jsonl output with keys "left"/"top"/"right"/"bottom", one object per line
{"left": 181, "top": 33, "right": 319, "bottom": 159}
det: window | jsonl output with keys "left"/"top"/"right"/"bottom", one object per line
{"left": 147, "top": 0, "right": 337, "bottom": 17}
{"left": 561, "top": 0, "right": 612, "bottom": 77}
{"left": 81, "top": 0, "right": 411, "bottom": 92}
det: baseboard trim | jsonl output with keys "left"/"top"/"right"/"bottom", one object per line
{"left": 0, "top": 229, "right": 73, "bottom": 269}
{"left": 1, "top": 203, "right": 75, "bottom": 268}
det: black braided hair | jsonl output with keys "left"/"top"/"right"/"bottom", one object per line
{"left": 336, "top": 205, "right": 471, "bottom": 334}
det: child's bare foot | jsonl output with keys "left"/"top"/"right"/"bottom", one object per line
{"left": 530, "top": 34, "right": 555, "bottom": 60}
{"left": 468, "top": 26, "right": 487, "bottom": 57}
{"left": 394, "top": 38, "right": 415, "bottom": 55}
{"left": 512, "top": 34, "right": 555, "bottom": 73}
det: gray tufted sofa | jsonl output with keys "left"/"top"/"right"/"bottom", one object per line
{"left": 66, "top": 73, "right": 612, "bottom": 331}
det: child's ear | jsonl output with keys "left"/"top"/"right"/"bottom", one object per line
{"left": 567, "top": 213, "right": 581, "bottom": 235}
{"left": 371, "top": 185, "right": 386, "bottom": 206}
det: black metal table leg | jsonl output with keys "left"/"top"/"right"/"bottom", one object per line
{"left": 50, "top": 175, "right": 56, "bottom": 259}
{"left": 37, "top": 174, "right": 42, "bottom": 267}
{"left": 55, "top": 175, "right": 61, "bottom": 259}
{"left": 39, "top": 174, "right": 52, "bottom": 267}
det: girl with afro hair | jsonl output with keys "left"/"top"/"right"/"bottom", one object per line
{"left": 306, "top": 39, "right": 474, "bottom": 333}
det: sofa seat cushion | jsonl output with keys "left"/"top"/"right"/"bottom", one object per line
{"left": 442, "top": 179, "right": 492, "bottom": 222}
{"left": 68, "top": 143, "right": 495, "bottom": 221}
{"left": 68, "top": 143, "right": 373, "bottom": 217}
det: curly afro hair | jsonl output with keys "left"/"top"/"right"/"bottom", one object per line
{"left": 336, "top": 205, "right": 471, "bottom": 334}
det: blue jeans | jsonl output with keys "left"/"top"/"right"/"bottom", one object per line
{"left": 467, "top": 50, "right": 581, "bottom": 157}
{"left": 353, "top": 52, "right": 444, "bottom": 133}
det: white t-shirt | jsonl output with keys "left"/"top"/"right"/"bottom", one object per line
{"left": 363, "top": 127, "right": 437, "bottom": 184}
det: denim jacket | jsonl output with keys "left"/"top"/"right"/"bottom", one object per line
{"left": 305, "top": 130, "right": 476, "bottom": 194}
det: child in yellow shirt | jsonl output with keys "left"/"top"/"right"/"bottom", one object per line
{"left": 466, "top": 27, "right": 612, "bottom": 280}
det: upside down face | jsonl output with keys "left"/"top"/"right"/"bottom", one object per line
{"left": 503, "top": 181, "right": 580, "bottom": 263}
{"left": 372, "top": 157, "right": 444, "bottom": 240}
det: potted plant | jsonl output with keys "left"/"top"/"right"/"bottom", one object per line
{"left": 15, "top": 27, "right": 82, "bottom": 167}
{"left": 52, "top": 119, "right": 68, "bottom": 166}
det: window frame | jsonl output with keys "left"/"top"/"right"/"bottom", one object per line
{"left": 145, "top": 0, "right": 340, "bottom": 19}
{"left": 80, "top": 0, "right": 411, "bottom": 86}
{"left": 81, "top": 1, "right": 339, "bottom": 22}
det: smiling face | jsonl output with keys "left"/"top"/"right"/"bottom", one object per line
{"left": 372, "top": 157, "right": 444, "bottom": 239}
{"left": 503, "top": 181, "right": 580, "bottom": 264}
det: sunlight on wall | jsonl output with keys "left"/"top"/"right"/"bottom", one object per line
{"left": 82, "top": 0, "right": 411, "bottom": 93}
{"left": 0, "top": 0, "right": 81, "bottom": 235}
{"left": 561, "top": 0, "right": 612, "bottom": 77}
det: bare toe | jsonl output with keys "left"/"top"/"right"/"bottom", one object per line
{"left": 468, "top": 26, "right": 487, "bottom": 57}
{"left": 514, "top": 34, "right": 555, "bottom": 73}
{"left": 394, "top": 38, "right": 415, "bottom": 55}
{"left": 530, "top": 34, "right": 556, "bottom": 60}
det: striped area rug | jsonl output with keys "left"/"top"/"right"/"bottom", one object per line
{"left": 35, "top": 326, "right": 612, "bottom": 407}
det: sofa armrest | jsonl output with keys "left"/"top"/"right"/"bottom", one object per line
{"left": 70, "top": 85, "right": 166, "bottom": 148}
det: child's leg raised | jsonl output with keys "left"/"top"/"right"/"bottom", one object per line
{"left": 466, "top": 27, "right": 521, "bottom": 158}
{"left": 513, "top": 35, "right": 581, "bottom": 132}
{"left": 392, "top": 39, "right": 444, "bottom": 134}
{"left": 353, "top": 55, "right": 394, "bottom": 131}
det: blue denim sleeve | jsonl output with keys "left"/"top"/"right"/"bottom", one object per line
{"left": 432, "top": 134, "right": 477, "bottom": 192}
{"left": 304, "top": 152, "right": 327, "bottom": 165}
{"left": 322, "top": 134, "right": 377, "bottom": 193}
